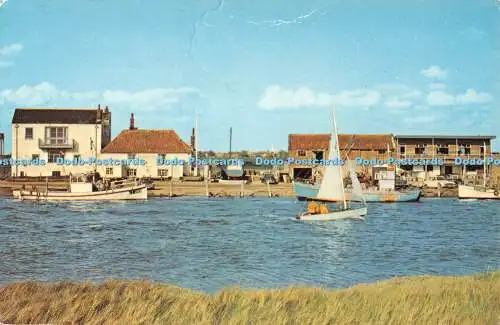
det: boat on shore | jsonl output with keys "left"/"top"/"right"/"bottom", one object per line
{"left": 457, "top": 185, "right": 499, "bottom": 200}
{"left": 296, "top": 109, "right": 367, "bottom": 221}
{"left": 457, "top": 144, "right": 499, "bottom": 200}
{"left": 293, "top": 178, "right": 421, "bottom": 203}
{"left": 12, "top": 172, "right": 147, "bottom": 201}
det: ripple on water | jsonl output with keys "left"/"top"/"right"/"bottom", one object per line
{"left": 0, "top": 197, "right": 498, "bottom": 292}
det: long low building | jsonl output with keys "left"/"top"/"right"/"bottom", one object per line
{"left": 287, "top": 133, "right": 497, "bottom": 181}
{"left": 394, "top": 135, "right": 496, "bottom": 179}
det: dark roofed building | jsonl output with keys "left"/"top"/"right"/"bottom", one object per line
{"left": 12, "top": 108, "right": 104, "bottom": 124}
{"left": 10, "top": 106, "right": 112, "bottom": 177}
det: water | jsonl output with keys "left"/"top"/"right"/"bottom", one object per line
{"left": 0, "top": 197, "right": 498, "bottom": 292}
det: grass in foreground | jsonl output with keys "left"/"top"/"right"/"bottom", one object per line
{"left": 0, "top": 272, "right": 499, "bottom": 325}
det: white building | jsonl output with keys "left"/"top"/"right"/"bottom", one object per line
{"left": 99, "top": 114, "right": 192, "bottom": 179}
{"left": 11, "top": 106, "right": 112, "bottom": 177}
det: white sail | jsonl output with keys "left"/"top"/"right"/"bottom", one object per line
{"left": 349, "top": 161, "right": 366, "bottom": 205}
{"left": 316, "top": 111, "right": 345, "bottom": 202}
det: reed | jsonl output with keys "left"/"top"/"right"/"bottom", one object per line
{"left": 0, "top": 271, "right": 498, "bottom": 325}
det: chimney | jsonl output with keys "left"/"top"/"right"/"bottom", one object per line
{"left": 191, "top": 128, "right": 196, "bottom": 152}
{"left": 104, "top": 105, "right": 109, "bottom": 113}
{"left": 130, "top": 113, "right": 136, "bottom": 130}
{"left": 96, "top": 106, "right": 102, "bottom": 121}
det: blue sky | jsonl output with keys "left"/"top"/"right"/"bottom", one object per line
{"left": 0, "top": 0, "right": 499, "bottom": 152}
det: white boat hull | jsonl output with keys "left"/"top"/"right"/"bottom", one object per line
{"left": 218, "top": 179, "right": 248, "bottom": 185}
{"left": 12, "top": 185, "right": 147, "bottom": 201}
{"left": 457, "top": 185, "right": 500, "bottom": 200}
{"left": 296, "top": 206, "right": 367, "bottom": 221}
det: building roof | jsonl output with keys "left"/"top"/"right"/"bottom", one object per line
{"left": 12, "top": 108, "right": 101, "bottom": 124}
{"left": 288, "top": 134, "right": 394, "bottom": 151}
{"left": 101, "top": 129, "right": 192, "bottom": 154}
{"left": 395, "top": 135, "right": 496, "bottom": 140}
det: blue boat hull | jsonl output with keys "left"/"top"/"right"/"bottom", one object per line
{"left": 293, "top": 182, "right": 421, "bottom": 202}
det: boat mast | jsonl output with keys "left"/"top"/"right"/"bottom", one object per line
{"left": 332, "top": 108, "right": 347, "bottom": 209}
{"left": 195, "top": 113, "right": 199, "bottom": 177}
{"left": 229, "top": 127, "right": 232, "bottom": 158}
{"left": 483, "top": 140, "right": 487, "bottom": 187}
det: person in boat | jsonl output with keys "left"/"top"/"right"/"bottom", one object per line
{"left": 307, "top": 201, "right": 319, "bottom": 214}
{"left": 306, "top": 202, "right": 330, "bottom": 215}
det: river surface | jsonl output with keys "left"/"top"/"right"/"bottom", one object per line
{"left": 0, "top": 197, "right": 498, "bottom": 292}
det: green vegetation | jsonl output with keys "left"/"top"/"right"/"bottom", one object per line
{"left": 0, "top": 272, "right": 498, "bottom": 325}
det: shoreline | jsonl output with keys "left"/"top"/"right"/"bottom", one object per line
{"left": 0, "top": 180, "right": 459, "bottom": 198}
{"left": 0, "top": 271, "right": 498, "bottom": 324}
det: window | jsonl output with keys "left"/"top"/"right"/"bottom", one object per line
{"left": 415, "top": 147, "right": 425, "bottom": 155}
{"left": 25, "top": 128, "right": 33, "bottom": 139}
{"left": 45, "top": 127, "right": 67, "bottom": 144}
{"left": 74, "top": 154, "right": 81, "bottom": 160}
{"left": 105, "top": 167, "right": 113, "bottom": 175}
{"left": 32, "top": 154, "right": 39, "bottom": 160}
{"left": 158, "top": 154, "right": 166, "bottom": 160}
{"left": 297, "top": 150, "right": 306, "bottom": 157}
{"left": 20, "top": 171, "right": 25, "bottom": 177}
{"left": 378, "top": 149, "right": 387, "bottom": 154}
{"left": 52, "top": 171, "right": 61, "bottom": 177}
{"left": 157, "top": 169, "right": 169, "bottom": 177}
{"left": 48, "top": 150, "right": 64, "bottom": 163}
{"left": 127, "top": 169, "right": 137, "bottom": 177}
{"left": 313, "top": 151, "right": 323, "bottom": 160}
{"left": 127, "top": 153, "right": 136, "bottom": 159}
{"left": 437, "top": 145, "right": 449, "bottom": 155}
{"left": 458, "top": 144, "right": 471, "bottom": 154}
{"left": 400, "top": 146, "right": 406, "bottom": 154}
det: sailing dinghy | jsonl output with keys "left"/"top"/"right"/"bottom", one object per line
{"left": 296, "top": 109, "right": 367, "bottom": 221}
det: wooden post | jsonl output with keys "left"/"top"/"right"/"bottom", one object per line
{"left": 169, "top": 179, "right": 173, "bottom": 197}
{"left": 267, "top": 180, "right": 272, "bottom": 198}
{"left": 240, "top": 180, "right": 244, "bottom": 198}
{"left": 205, "top": 178, "right": 209, "bottom": 197}
{"left": 45, "top": 177, "right": 48, "bottom": 197}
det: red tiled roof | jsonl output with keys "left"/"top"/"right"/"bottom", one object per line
{"left": 102, "top": 129, "right": 192, "bottom": 154}
{"left": 289, "top": 134, "right": 394, "bottom": 151}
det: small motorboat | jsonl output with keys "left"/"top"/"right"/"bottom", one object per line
{"left": 12, "top": 172, "right": 147, "bottom": 201}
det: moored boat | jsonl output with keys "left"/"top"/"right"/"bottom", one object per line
{"left": 12, "top": 172, "right": 147, "bottom": 201}
{"left": 457, "top": 143, "right": 499, "bottom": 200}
{"left": 457, "top": 185, "right": 500, "bottom": 200}
{"left": 293, "top": 181, "right": 421, "bottom": 202}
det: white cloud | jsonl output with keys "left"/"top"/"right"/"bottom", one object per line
{"left": 456, "top": 88, "right": 493, "bottom": 104}
{"left": 0, "top": 43, "right": 23, "bottom": 56}
{"left": 0, "top": 82, "right": 201, "bottom": 110}
{"left": 0, "top": 43, "right": 23, "bottom": 68}
{"left": 429, "top": 83, "right": 446, "bottom": 90}
{"left": 332, "top": 89, "right": 381, "bottom": 107}
{"left": 257, "top": 85, "right": 381, "bottom": 110}
{"left": 426, "top": 90, "right": 456, "bottom": 106}
{"left": 426, "top": 88, "right": 493, "bottom": 106}
{"left": 0, "top": 0, "right": 7, "bottom": 9}
{"left": 421, "top": 65, "right": 448, "bottom": 80}
{"left": 403, "top": 115, "right": 437, "bottom": 124}
{"left": 384, "top": 97, "right": 412, "bottom": 109}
